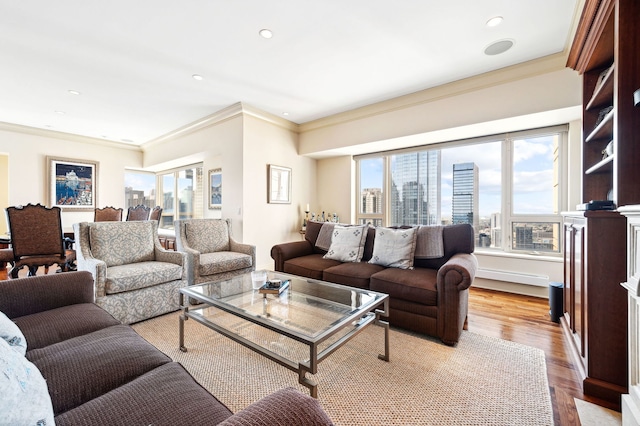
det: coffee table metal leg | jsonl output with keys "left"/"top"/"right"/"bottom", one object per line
{"left": 179, "top": 293, "right": 188, "bottom": 352}
{"left": 298, "top": 366, "right": 318, "bottom": 398}
{"left": 375, "top": 298, "right": 390, "bottom": 362}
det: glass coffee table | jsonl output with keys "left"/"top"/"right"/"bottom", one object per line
{"left": 179, "top": 271, "right": 389, "bottom": 397}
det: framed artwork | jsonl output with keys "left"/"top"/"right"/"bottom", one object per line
{"left": 268, "top": 164, "right": 291, "bottom": 204}
{"left": 209, "top": 168, "right": 222, "bottom": 209}
{"left": 47, "top": 156, "right": 98, "bottom": 211}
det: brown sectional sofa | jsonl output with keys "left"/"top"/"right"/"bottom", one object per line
{"left": 0, "top": 271, "right": 333, "bottom": 425}
{"left": 271, "top": 221, "right": 478, "bottom": 345}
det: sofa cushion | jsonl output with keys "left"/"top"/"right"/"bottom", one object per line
{"left": 0, "top": 310, "right": 27, "bottom": 355}
{"left": 368, "top": 227, "right": 417, "bottom": 269}
{"left": 13, "top": 303, "right": 120, "bottom": 351}
{"left": 323, "top": 224, "right": 368, "bottom": 263}
{"left": 370, "top": 267, "right": 438, "bottom": 306}
{"left": 199, "top": 251, "right": 253, "bottom": 276}
{"left": 27, "top": 324, "right": 171, "bottom": 414}
{"left": 54, "top": 362, "right": 233, "bottom": 426}
{"left": 90, "top": 222, "right": 156, "bottom": 266}
{"left": 186, "top": 220, "right": 230, "bottom": 253}
{"left": 283, "top": 254, "right": 341, "bottom": 280}
{"left": 322, "top": 262, "right": 385, "bottom": 289}
{"left": 0, "top": 338, "right": 55, "bottom": 426}
{"left": 105, "top": 261, "right": 183, "bottom": 295}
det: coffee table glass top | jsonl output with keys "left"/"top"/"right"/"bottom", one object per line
{"left": 180, "top": 271, "right": 387, "bottom": 341}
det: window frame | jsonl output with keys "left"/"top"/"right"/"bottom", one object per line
{"left": 355, "top": 125, "right": 568, "bottom": 256}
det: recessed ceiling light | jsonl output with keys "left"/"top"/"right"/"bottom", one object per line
{"left": 484, "top": 39, "right": 514, "bottom": 56}
{"left": 54, "top": 110, "right": 66, "bottom": 115}
{"left": 486, "top": 16, "right": 503, "bottom": 27}
{"left": 259, "top": 29, "right": 273, "bottom": 39}
{"left": 68, "top": 90, "right": 81, "bottom": 95}
{"left": 121, "top": 138, "right": 134, "bottom": 143}
{"left": 282, "top": 112, "right": 289, "bottom": 116}
{"left": 192, "top": 74, "right": 203, "bottom": 81}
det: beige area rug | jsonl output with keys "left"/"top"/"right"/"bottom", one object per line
{"left": 574, "top": 398, "right": 621, "bottom": 426}
{"left": 133, "top": 312, "right": 554, "bottom": 425}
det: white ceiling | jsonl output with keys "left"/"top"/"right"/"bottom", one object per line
{"left": 0, "top": 1, "right": 580, "bottom": 146}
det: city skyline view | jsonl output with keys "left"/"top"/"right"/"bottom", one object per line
{"left": 360, "top": 135, "right": 557, "bottom": 221}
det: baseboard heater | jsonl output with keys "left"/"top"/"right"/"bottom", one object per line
{"left": 476, "top": 268, "right": 549, "bottom": 287}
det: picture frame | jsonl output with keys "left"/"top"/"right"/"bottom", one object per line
{"left": 47, "top": 156, "right": 98, "bottom": 211}
{"left": 209, "top": 168, "right": 222, "bottom": 209}
{"left": 268, "top": 164, "right": 291, "bottom": 204}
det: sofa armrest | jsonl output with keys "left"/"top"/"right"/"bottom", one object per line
{"left": 230, "top": 238, "right": 256, "bottom": 260}
{"left": 437, "top": 253, "right": 478, "bottom": 292}
{"left": 270, "top": 241, "right": 314, "bottom": 271}
{"left": 0, "top": 271, "right": 95, "bottom": 319}
{"left": 218, "top": 387, "right": 333, "bottom": 426}
{"left": 436, "top": 253, "right": 478, "bottom": 346}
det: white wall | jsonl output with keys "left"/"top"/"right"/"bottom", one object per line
{"left": 242, "top": 112, "right": 316, "bottom": 269}
{"left": 0, "top": 125, "right": 142, "bottom": 231}
{"left": 142, "top": 107, "right": 244, "bottom": 236}
{"left": 141, "top": 104, "right": 315, "bottom": 270}
{"left": 308, "top": 58, "right": 582, "bottom": 297}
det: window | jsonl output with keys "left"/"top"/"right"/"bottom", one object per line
{"left": 355, "top": 125, "right": 567, "bottom": 254}
{"left": 124, "top": 170, "right": 156, "bottom": 209}
{"left": 159, "top": 165, "right": 204, "bottom": 230}
{"left": 125, "top": 165, "right": 204, "bottom": 230}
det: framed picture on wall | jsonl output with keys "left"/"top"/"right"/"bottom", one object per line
{"left": 268, "top": 164, "right": 291, "bottom": 204}
{"left": 47, "top": 156, "right": 98, "bottom": 211}
{"left": 209, "top": 168, "right": 222, "bottom": 209}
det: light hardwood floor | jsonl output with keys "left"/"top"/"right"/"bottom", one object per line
{"left": 0, "top": 266, "right": 619, "bottom": 425}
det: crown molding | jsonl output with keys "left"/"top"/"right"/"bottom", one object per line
{"left": 299, "top": 53, "right": 570, "bottom": 134}
{"left": 0, "top": 121, "right": 141, "bottom": 151}
{"left": 141, "top": 102, "right": 298, "bottom": 150}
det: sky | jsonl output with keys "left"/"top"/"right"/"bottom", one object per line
{"left": 361, "top": 135, "right": 557, "bottom": 218}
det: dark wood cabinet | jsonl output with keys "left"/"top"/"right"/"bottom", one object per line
{"left": 564, "top": 0, "right": 640, "bottom": 406}
{"left": 562, "top": 212, "right": 627, "bottom": 404}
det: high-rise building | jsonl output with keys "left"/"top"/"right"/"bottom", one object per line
{"left": 361, "top": 188, "right": 383, "bottom": 214}
{"left": 490, "top": 212, "right": 502, "bottom": 248}
{"left": 515, "top": 225, "right": 534, "bottom": 250}
{"left": 452, "top": 162, "right": 479, "bottom": 230}
{"left": 389, "top": 151, "right": 441, "bottom": 225}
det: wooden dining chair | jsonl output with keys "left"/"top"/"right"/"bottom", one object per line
{"left": 94, "top": 206, "right": 123, "bottom": 222}
{"left": 149, "top": 206, "right": 163, "bottom": 223}
{"left": 126, "top": 205, "right": 151, "bottom": 221}
{"left": 5, "top": 203, "right": 73, "bottom": 278}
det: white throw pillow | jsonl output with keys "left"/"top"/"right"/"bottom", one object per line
{"left": 368, "top": 227, "right": 418, "bottom": 269}
{"left": 0, "top": 338, "right": 55, "bottom": 426}
{"left": 0, "top": 310, "right": 26, "bottom": 356}
{"left": 323, "top": 225, "right": 368, "bottom": 263}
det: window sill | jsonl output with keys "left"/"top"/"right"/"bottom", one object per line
{"left": 475, "top": 249, "right": 562, "bottom": 263}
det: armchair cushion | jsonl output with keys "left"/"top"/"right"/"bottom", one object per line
{"left": 90, "top": 222, "right": 155, "bottom": 266}
{"left": 185, "top": 220, "right": 230, "bottom": 253}
{"left": 105, "top": 262, "right": 184, "bottom": 295}
{"left": 199, "top": 252, "right": 253, "bottom": 276}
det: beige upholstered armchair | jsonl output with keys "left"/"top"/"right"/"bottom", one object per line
{"left": 74, "top": 220, "right": 188, "bottom": 324}
{"left": 175, "top": 218, "right": 255, "bottom": 286}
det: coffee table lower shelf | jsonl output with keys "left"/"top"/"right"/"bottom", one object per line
{"left": 178, "top": 296, "right": 389, "bottom": 398}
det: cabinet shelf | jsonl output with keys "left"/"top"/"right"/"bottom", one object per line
{"left": 585, "top": 154, "right": 614, "bottom": 174}
{"left": 586, "top": 65, "right": 614, "bottom": 111}
{"left": 585, "top": 109, "right": 614, "bottom": 143}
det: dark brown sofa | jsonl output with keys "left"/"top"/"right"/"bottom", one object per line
{"left": 0, "top": 271, "right": 333, "bottom": 425}
{"left": 271, "top": 221, "right": 477, "bottom": 346}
